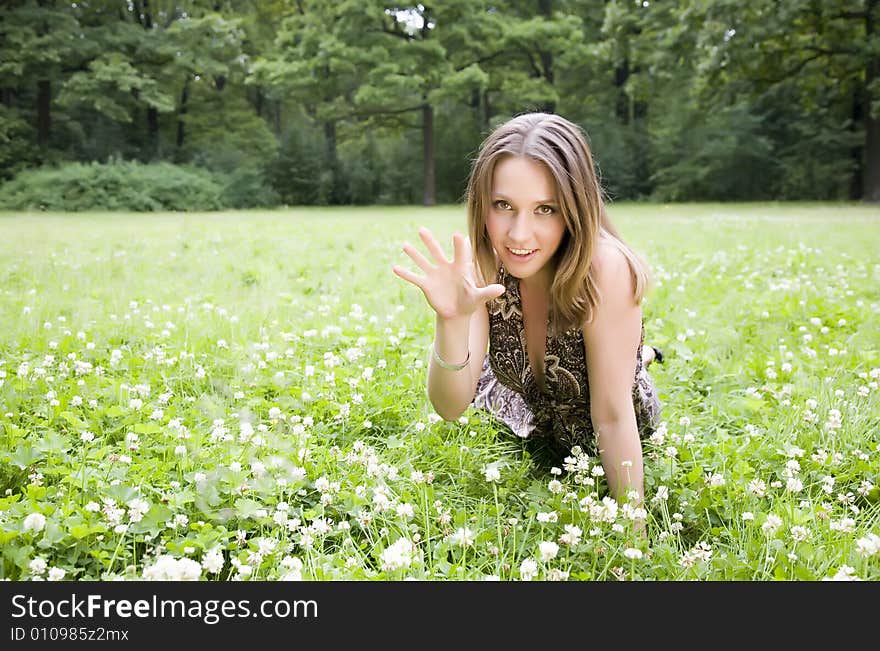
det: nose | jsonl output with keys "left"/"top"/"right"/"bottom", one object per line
{"left": 507, "top": 212, "right": 533, "bottom": 244}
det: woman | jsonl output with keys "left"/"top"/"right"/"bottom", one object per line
{"left": 392, "top": 112, "right": 662, "bottom": 506}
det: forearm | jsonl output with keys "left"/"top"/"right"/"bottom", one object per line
{"left": 426, "top": 314, "right": 475, "bottom": 421}
{"left": 594, "top": 416, "right": 645, "bottom": 503}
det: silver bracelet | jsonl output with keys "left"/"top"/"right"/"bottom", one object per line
{"left": 431, "top": 344, "right": 470, "bottom": 371}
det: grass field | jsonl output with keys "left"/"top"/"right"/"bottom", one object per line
{"left": 1, "top": 202, "right": 878, "bottom": 580}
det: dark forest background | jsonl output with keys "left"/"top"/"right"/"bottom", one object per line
{"left": 1, "top": 0, "right": 878, "bottom": 209}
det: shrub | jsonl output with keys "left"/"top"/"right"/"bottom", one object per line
{"left": 0, "top": 160, "right": 224, "bottom": 211}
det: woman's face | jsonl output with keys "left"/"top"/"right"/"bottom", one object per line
{"left": 485, "top": 155, "right": 567, "bottom": 290}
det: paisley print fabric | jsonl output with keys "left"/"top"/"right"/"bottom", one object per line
{"left": 471, "top": 264, "right": 661, "bottom": 454}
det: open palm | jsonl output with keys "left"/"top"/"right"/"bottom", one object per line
{"left": 392, "top": 227, "right": 505, "bottom": 321}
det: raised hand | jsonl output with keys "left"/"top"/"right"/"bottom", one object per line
{"left": 392, "top": 227, "right": 505, "bottom": 321}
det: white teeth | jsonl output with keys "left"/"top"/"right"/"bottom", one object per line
{"left": 509, "top": 248, "right": 536, "bottom": 255}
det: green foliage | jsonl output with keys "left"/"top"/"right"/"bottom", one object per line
{"left": 57, "top": 52, "right": 176, "bottom": 123}
{"left": 0, "top": 105, "right": 39, "bottom": 180}
{"left": 649, "top": 103, "right": 778, "bottom": 202}
{"left": 0, "top": 161, "right": 224, "bottom": 211}
{"left": 1, "top": 0, "right": 878, "bottom": 203}
{"left": 266, "top": 119, "right": 330, "bottom": 206}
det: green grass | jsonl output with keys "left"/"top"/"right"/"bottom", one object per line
{"left": 0, "top": 202, "right": 878, "bottom": 580}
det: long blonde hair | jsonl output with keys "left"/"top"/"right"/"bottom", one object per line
{"left": 466, "top": 112, "right": 652, "bottom": 333}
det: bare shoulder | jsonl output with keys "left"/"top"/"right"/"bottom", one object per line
{"left": 582, "top": 239, "right": 642, "bottom": 379}
{"left": 591, "top": 238, "right": 636, "bottom": 300}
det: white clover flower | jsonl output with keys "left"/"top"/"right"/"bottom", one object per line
{"left": 538, "top": 541, "right": 559, "bottom": 561}
{"left": 762, "top": 514, "right": 782, "bottom": 535}
{"left": 519, "top": 558, "right": 538, "bottom": 581}
{"left": 679, "top": 541, "right": 713, "bottom": 568}
{"left": 484, "top": 465, "right": 501, "bottom": 483}
{"left": 748, "top": 478, "right": 767, "bottom": 497}
{"left": 652, "top": 485, "right": 669, "bottom": 503}
{"left": 142, "top": 555, "right": 202, "bottom": 581}
{"left": 790, "top": 525, "right": 810, "bottom": 542}
{"left": 23, "top": 512, "right": 46, "bottom": 533}
{"left": 202, "top": 549, "right": 225, "bottom": 574}
{"left": 825, "top": 409, "right": 843, "bottom": 430}
{"left": 546, "top": 568, "right": 570, "bottom": 581}
{"left": 559, "top": 524, "right": 582, "bottom": 547}
{"left": 380, "top": 537, "right": 416, "bottom": 572}
{"left": 127, "top": 498, "right": 150, "bottom": 522}
{"left": 623, "top": 548, "right": 643, "bottom": 560}
{"left": 29, "top": 557, "right": 48, "bottom": 575}
{"left": 824, "top": 565, "right": 861, "bottom": 581}
{"left": 855, "top": 533, "right": 880, "bottom": 557}
{"left": 536, "top": 511, "right": 558, "bottom": 524}
{"left": 448, "top": 527, "right": 475, "bottom": 548}
{"left": 741, "top": 512, "right": 755, "bottom": 521}
{"left": 47, "top": 567, "right": 66, "bottom": 581}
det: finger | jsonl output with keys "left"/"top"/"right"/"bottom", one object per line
{"left": 451, "top": 232, "right": 468, "bottom": 266}
{"left": 418, "top": 227, "right": 448, "bottom": 264}
{"left": 391, "top": 264, "right": 426, "bottom": 290}
{"left": 402, "top": 242, "right": 434, "bottom": 273}
{"left": 477, "top": 283, "right": 506, "bottom": 303}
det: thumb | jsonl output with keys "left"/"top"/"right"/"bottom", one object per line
{"left": 478, "top": 283, "right": 506, "bottom": 303}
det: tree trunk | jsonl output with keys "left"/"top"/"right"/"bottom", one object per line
{"left": 850, "top": 85, "right": 864, "bottom": 200}
{"left": 864, "top": 0, "right": 880, "bottom": 201}
{"left": 36, "top": 1, "right": 53, "bottom": 149}
{"left": 146, "top": 107, "right": 159, "bottom": 159}
{"left": 324, "top": 119, "right": 342, "bottom": 204}
{"left": 538, "top": 0, "right": 555, "bottom": 113}
{"left": 614, "top": 58, "right": 630, "bottom": 125}
{"left": 422, "top": 103, "right": 435, "bottom": 206}
{"left": 176, "top": 79, "right": 189, "bottom": 150}
{"left": 254, "top": 86, "right": 264, "bottom": 118}
{"left": 481, "top": 89, "right": 491, "bottom": 134}
{"left": 141, "top": 0, "right": 153, "bottom": 28}
{"left": 37, "top": 80, "right": 51, "bottom": 148}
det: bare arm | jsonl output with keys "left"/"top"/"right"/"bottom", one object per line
{"left": 582, "top": 243, "right": 645, "bottom": 505}
{"left": 426, "top": 307, "right": 490, "bottom": 421}
{"left": 392, "top": 228, "right": 504, "bottom": 421}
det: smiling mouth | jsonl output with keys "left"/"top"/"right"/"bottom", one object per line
{"left": 507, "top": 247, "right": 537, "bottom": 258}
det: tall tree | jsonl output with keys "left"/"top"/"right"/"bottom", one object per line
{"left": 683, "top": 0, "right": 880, "bottom": 201}
{"left": 334, "top": 1, "right": 491, "bottom": 206}
{"left": 0, "top": 0, "right": 83, "bottom": 159}
{"left": 252, "top": 0, "right": 364, "bottom": 203}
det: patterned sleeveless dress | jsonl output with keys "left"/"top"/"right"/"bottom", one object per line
{"left": 471, "top": 264, "right": 661, "bottom": 456}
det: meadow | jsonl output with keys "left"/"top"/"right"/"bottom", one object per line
{"left": 0, "top": 203, "right": 878, "bottom": 581}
